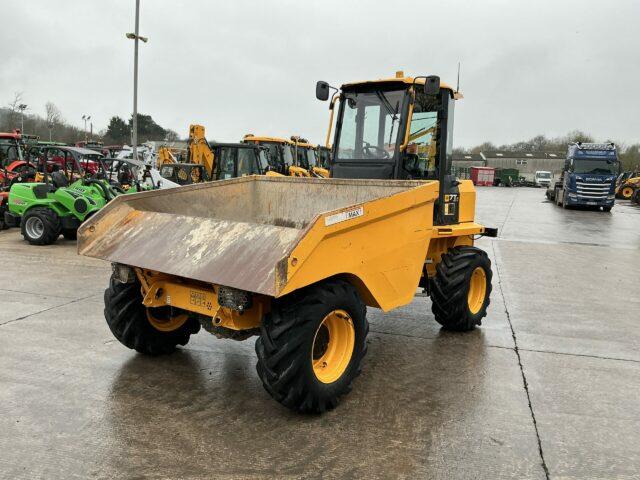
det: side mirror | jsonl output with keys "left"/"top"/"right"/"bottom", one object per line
{"left": 424, "top": 76, "right": 440, "bottom": 96}
{"left": 316, "top": 81, "right": 330, "bottom": 101}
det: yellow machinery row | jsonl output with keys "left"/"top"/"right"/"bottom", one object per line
{"left": 156, "top": 127, "right": 331, "bottom": 183}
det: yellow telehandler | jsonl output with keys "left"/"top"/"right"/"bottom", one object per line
{"left": 78, "top": 72, "right": 496, "bottom": 413}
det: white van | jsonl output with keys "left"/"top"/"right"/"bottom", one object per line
{"left": 534, "top": 170, "right": 552, "bottom": 188}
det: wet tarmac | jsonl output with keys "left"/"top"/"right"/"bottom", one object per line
{"left": 0, "top": 187, "right": 638, "bottom": 479}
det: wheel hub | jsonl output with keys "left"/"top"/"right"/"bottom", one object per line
{"left": 311, "top": 309, "right": 355, "bottom": 384}
{"left": 146, "top": 306, "right": 189, "bottom": 332}
{"left": 467, "top": 267, "right": 487, "bottom": 314}
{"left": 25, "top": 216, "right": 44, "bottom": 239}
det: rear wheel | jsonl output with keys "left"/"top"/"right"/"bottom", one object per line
{"left": 21, "top": 207, "right": 60, "bottom": 245}
{"left": 255, "top": 279, "right": 368, "bottom": 413}
{"left": 104, "top": 275, "right": 200, "bottom": 355}
{"left": 430, "top": 246, "right": 492, "bottom": 331}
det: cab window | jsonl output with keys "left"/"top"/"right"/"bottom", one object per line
{"left": 217, "top": 148, "right": 235, "bottom": 179}
{"left": 406, "top": 91, "right": 440, "bottom": 178}
{"left": 237, "top": 148, "right": 257, "bottom": 176}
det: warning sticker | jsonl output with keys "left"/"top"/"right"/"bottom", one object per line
{"left": 324, "top": 206, "right": 364, "bottom": 226}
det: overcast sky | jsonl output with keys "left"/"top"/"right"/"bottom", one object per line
{"left": 2, "top": 0, "right": 639, "bottom": 148}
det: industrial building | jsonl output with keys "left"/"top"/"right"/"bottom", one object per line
{"left": 452, "top": 151, "right": 565, "bottom": 182}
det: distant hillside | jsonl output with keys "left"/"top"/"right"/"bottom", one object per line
{"left": 0, "top": 106, "right": 86, "bottom": 143}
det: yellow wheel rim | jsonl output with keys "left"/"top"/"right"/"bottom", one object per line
{"left": 622, "top": 187, "right": 634, "bottom": 199}
{"left": 467, "top": 267, "right": 487, "bottom": 315}
{"left": 312, "top": 309, "right": 355, "bottom": 384}
{"left": 146, "top": 307, "right": 189, "bottom": 332}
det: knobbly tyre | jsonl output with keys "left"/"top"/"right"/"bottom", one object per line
{"left": 78, "top": 73, "right": 497, "bottom": 413}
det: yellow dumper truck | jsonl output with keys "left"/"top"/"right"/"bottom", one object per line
{"left": 78, "top": 72, "right": 496, "bottom": 413}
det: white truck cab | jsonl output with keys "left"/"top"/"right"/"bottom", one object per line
{"left": 534, "top": 170, "right": 552, "bottom": 188}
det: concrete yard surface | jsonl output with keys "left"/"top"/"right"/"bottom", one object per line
{"left": 0, "top": 187, "right": 639, "bottom": 479}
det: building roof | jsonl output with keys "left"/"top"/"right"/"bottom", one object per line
{"left": 452, "top": 153, "right": 484, "bottom": 162}
{"left": 482, "top": 151, "right": 564, "bottom": 160}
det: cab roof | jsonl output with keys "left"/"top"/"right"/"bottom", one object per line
{"left": 342, "top": 71, "right": 463, "bottom": 99}
{"left": 243, "top": 135, "right": 294, "bottom": 145}
{"left": 43, "top": 145, "right": 104, "bottom": 156}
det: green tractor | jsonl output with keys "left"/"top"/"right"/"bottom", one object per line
{"left": 5, "top": 146, "right": 124, "bottom": 245}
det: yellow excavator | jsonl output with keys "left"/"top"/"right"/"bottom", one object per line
{"left": 242, "top": 135, "right": 311, "bottom": 177}
{"left": 157, "top": 125, "right": 279, "bottom": 185}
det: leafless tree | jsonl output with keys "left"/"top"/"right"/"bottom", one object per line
{"left": 7, "top": 92, "right": 23, "bottom": 113}
{"left": 45, "top": 102, "right": 62, "bottom": 141}
{"left": 45, "top": 102, "right": 62, "bottom": 125}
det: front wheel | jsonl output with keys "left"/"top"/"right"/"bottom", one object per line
{"left": 255, "top": 279, "right": 368, "bottom": 413}
{"left": 104, "top": 276, "right": 200, "bottom": 355}
{"left": 620, "top": 186, "right": 635, "bottom": 200}
{"left": 21, "top": 207, "right": 61, "bottom": 245}
{"left": 430, "top": 246, "right": 493, "bottom": 331}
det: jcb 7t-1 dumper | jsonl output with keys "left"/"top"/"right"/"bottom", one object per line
{"left": 79, "top": 73, "right": 496, "bottom": 413}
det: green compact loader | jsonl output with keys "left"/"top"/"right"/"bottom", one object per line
{"left": 5, "top": 146, "right": 124, "bottom": 245}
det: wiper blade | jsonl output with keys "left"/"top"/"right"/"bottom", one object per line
{"left": 376, "top": 91, "right": 399, "bottom": 147}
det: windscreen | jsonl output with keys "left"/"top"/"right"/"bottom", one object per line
{"left": 537, "top": 172, "right": 551, "bottom": 178}
{"left": 237, "top": 148, "right": 259, "bottom": 176}
{"left": 296, "top": 148, "right": 317, "bottom": 169}
{"left": 257, "top": 149, "right": 269, "bottom": 172}
{"left": 317, "top": 149, "right": 330, "bottom": 168}
{"left": 335, "top": 89, "right": 405, "bottom": 161}
{"left": 263, "top": 143, "right": 280, "bottom": 168}
{"left": 573, "top": 159, "right": 618, "bottom": 175}
{"left": 282, "top": 145, "right": 294, "bottom": 166}
{"left": 0, "top": 138, "right": 22, "bottom": 166}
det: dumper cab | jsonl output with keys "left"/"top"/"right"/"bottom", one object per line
{"left": 316, "top": 71, "right": 468, "bottom": 226}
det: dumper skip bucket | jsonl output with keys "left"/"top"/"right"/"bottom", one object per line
{"left": 78, "top": 176, "right": 438, "bottom": 305}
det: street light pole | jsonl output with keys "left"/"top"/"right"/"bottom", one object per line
{"left": 126, "top": 0, "right": 147, "bottom": 161}
{"left": 132, "top": 0, "right": 140, "bottom": 161}
{"left": 18, "top": 104, "right": 28, "bottom": 132}
{"left": 82, "top": 115, "right": 91, "bottom": 141}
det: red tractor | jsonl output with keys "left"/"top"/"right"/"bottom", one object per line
{"left": 0, "top": 131, "right": 37, "bottom": 229}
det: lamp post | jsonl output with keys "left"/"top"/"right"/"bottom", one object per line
{"left": 82, "top": 115, "right": 91, "bottom": 141}
{"left": 18, "top": 104, "right": 28, "bottom": 132}
{"left": 126, "top": 0, "right": 148, "bottom": 161}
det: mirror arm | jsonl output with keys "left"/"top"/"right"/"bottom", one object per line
{"left": 325, "top": 93, "right": 340, "bottom": 148}
{"left": 399, "top": 90, "right": 416, "bottom": 152}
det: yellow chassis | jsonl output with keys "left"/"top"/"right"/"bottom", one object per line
{"left": 79, "top": 177, "right": 491, "bottom": 332}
